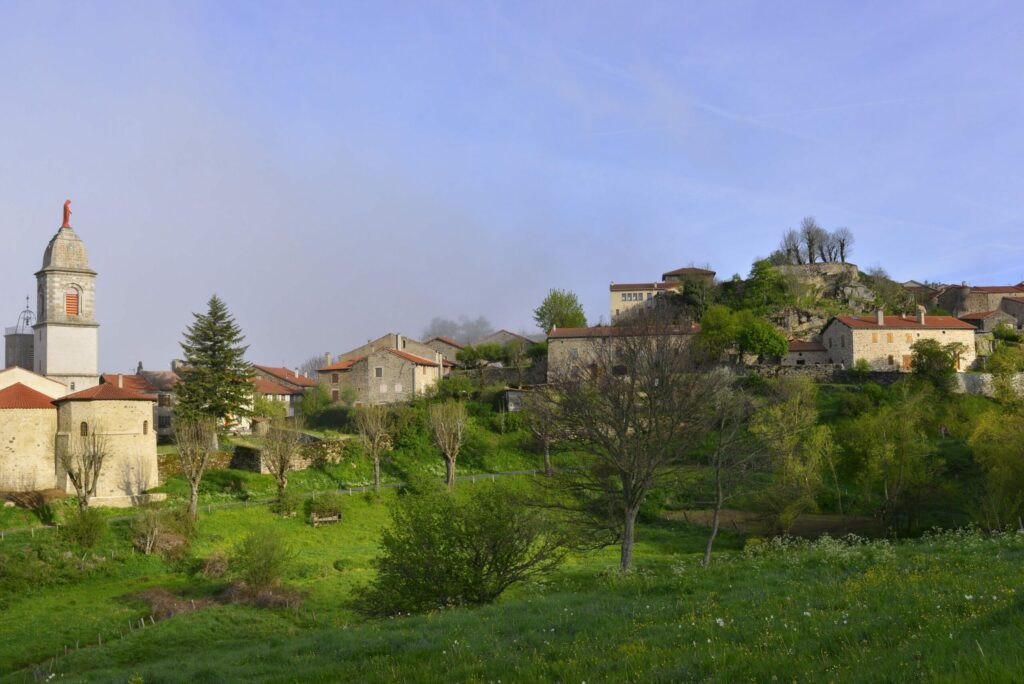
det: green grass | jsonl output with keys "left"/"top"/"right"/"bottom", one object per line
{"left": 3, "top": 481, "right": 1024, "bottom": 682}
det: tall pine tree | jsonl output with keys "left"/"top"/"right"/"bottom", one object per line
{"left": 174, "top": 295, "right": 254, "bottom": 427}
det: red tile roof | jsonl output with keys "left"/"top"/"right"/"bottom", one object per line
{"left": 101, "top": 374, "right": 158, "bottom": 393}
{"left": 662, "top": 267, "right": 716, "bottom": 277}
{"left": 966, "top": 286, "right": 1024, "bottom": 294}
{"left": 958, "top": 311, "right": 1002, "bottom": 321}
{"left": 55, "top": 384, "right": 156, "bottom": 402}
{"left": 318, "top": 356, "right": 365, "bottom": 372}
{"left": 253, "top": 377, "right": 303, "bottom": 396}
{"left": 0, "top": 383, "right": 56, "bottom": 410}
{"left": 427, "top": 336, "right": 464, "bottom": 349}
{"left": 254, "top": 365, "right": 318, "bottom": 387}
{"left": 788, "top": 340, "right": 827, "bottom": 352}
{"left": 549, "top": 324, "right": 701, "bottom": 339}
{"left": 386, "top": 349, "right": 439, "bottom": 366}
{"left": 609, "top": 282, "right": 676, "bottom": 292}
{"left": 833, "top": 315, "right": 975, "bottom": 330}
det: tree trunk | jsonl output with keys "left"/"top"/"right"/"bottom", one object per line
{"left": 445, "top": 457, "right": 456, "bottom": 491}
{"left": 702, "top": 467, "right": 724, "bottom": 568}
{"left": 620, "top": 505, "right": 639, "bottom": 572}
{"left": 543, "top": 441, "right": 552, "bottom": 477}
{"left": 188, "top": 481, "right": 200, "bottom": 519}
{"left": 276, "top": 474, "right": 287, "bottom": 501}
{"left": 373, "top": 456, "right": 381, "bottom": 493}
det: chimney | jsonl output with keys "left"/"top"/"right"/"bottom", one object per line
{"left": 136, "top": 361, "right": 143, "bottom": 374}
{"left": 917, "top": 305, "right": 926, "bottom": 325}
{"left": 875, "top": 309, "right": 884, "bottom": 326}
{"left": 324, "top": 352, "right": 331, "bottom": 367}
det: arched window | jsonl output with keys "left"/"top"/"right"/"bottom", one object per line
{"left": 65, "top": 288, "right": 80, "bottom": 316}
{"left": 79, "top": 422, "right": 88, "bottom": 437}
{"left": 143, "top": 420, "right": 149, "bottom": 435}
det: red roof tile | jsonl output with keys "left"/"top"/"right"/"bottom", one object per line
{"left": 253, "top": 377, "right": 302, "bottom": 396}
{"left": 549, "top": 324, "right": 701, "bottom": 339}
{"left": 958, "top": 311, "right": 1002, "bottom": 321}
{"left": 427, "top": 336, "right": 464, "bottom": 349}
{"left": 834, "top": 315, "right": 975, "bottom": 330}
{"left": 966, "top": 286, "right": 1024, "bottom": 294}
{"left": 56, "top": 384, "right": 155, "bottom": 402}
{"left": 386, "top": 349, "right": 439, "bottom": 366}
{"left": 0, "top": 383, "right": 56, "bottom": 409}
{"left": 609, "top": 282, "right": 677, "bottom": 292}
{"left": 788, "top": 340, "right": 827, "bottom": 352}
{"left": 254, "top": 365, "right": 318, "bottom": 387}
{"left": 101, "top": 374, "right": 158, "bottom": 393}
{"left": 318, "top": 356, "right": 365, "bottom": 372}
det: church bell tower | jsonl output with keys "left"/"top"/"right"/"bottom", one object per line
{"left": 33, "top": 200, "right": 100, "bottom": 391}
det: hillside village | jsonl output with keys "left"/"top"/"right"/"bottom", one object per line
{"left": 2, "top": 207, "right": 1023, "bottom": 504}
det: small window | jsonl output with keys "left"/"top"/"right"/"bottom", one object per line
{"left": 158, "top": 415, "right": 172, "bottom": 429}
{"left": 79, "top": 422, "right": 88, "bottom": 437}
{"left": 888, "top": 355, "right": 895, "bottom": 366}
{"left": 70, "top": 382, "right": 76, "bottom": 391}
{"left": 375, "top": 367, "right": 384, "bottom": 378}
{"left": 647, "top": 292, "right": 652, "bottom": 300}
{"left": 332, "top": 373, "right": 339, "bottom": 383}
{"left": 331, "top": 389, "right": 340, "bottom": 402}
{"left": 143, "top": 420, "right": 148, "bottom": 435}
{"left": 905, "top": 334, "right": 912, "bottom": 343}
{"left": 886, "top": 333, "right": 893, "bottom": 343}
{"left": 796, "top": 359, "right": 806, "bottom": 366}
{"left": 569, "top": 348, "right": 579, "bottom": 360}
{"left": 871, "top": 333, "right": 878, "bottom": 343}
{"left": 65, "top": 288, "right": 80, "bottom": 316}
{"left": 158, "top": 394, "right": 172, "bottom": 407}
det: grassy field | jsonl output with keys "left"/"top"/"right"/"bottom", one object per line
{"left": 2, "top": 478, "right": 1023, "bottom": 682}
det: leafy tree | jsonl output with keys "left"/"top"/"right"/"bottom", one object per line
{"left": 252, "top": 395, "right": 287, "bottom": 420}
{"left": 429, "top": 401, "right": 468, "bottom": 490}
{"left": 456, "top": 343, "right": 505, "bottom": 387}
{"left": 986, "top": 344, "right": 1024, "bottom": 405}
{"left": 970, "top": 409, "right": 1024, "bottom": 530}
{"left": 299, "top": 383, "right": 331, "bottom": 419}
{"left": 743, "top": 260, "right": 790, "bottom": 314}
{"left": 734, "top": 310, "right": 788, "bottom": 361}
{"left": 533, "top": 288, "right": 587, "bottom": 333}
{"left": 698, "top": 305, "right": 740, "bottom": 361}
{"left": 992, "top": 323, "right": 1023, "bottom": 344}
{"left": 232, "top": 529, "right": 295, "bottom": 594}
{"left": 174, "top": 295, "right": 254, "bottom": 428}
{"left": 352, "top": 482, "right": 568, "bottom": 617}
{"left": 910, "top": 339, "right": 957, "bottom": 393}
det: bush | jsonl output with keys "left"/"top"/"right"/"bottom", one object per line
{"left": 306, "top": 492, "right": 345, "bottom": 523}
{"left": 61, "top": 508, "right": 107, "bottom": 549}
{"left": 351, "top": 482, "right": 568, "bottom": 617}
{"left": 231, "top": 529, "right": 295, "bottom": 592}
{"left": 431, "top": 375, "right": 474, "bottom": 400}
{"left": 130, "top": 507, "right": 164, "bottom": 555}
{"left": 272, "top": 489, "right": 303, "bottom": 517}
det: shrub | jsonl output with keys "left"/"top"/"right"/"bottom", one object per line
{"left": 306, "top": 492, "right": 345, "bottom": 523}
{"left": 231, "top": 529, "right": 295, "bottom": 592}
{"left": 272, "top": 489, "right": 303, "bottom": 517}
{"left": 61, "top": 507, "right": 107, "bottom": 549}
{"left": 351, "top": 482, "right": 568, "bottom": 617}
{"left": 431, "top": 375, "right": 474, "bottom": 400}
{"left": 849, "top": 358, "right": 872, "bottom": 382}
{"left": 130, "top": 507, "right": 164, "bottom": 555}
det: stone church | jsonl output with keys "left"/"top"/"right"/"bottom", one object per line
{"left": 0, "top": 202, "right": 159, "bottom": 506}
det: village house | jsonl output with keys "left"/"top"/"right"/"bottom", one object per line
{"left": 957, "top": 310, "right": 1018, "bottom": 333}
{"left": 318, "top": 347, "right": 442, "bottom": 405}
{"left": 782, "top": 339, "right": 830, "bottom": 366}
{"left": 547, "top": 324, "right": 701, "bottom": 382}
{"left": 933, "top": 284, "right": 1024, "bottom": 319}
{"left": 424, "top": 336, "right": 464, "bottom": 366}
{"left": 819, "top": 309, "right": 977, "bottom": 371}
{"left": 476, "top": 330, "right": 540, "bottom": 347}
{"left": 609, "top": 266, "right": 716, "bottom": 323}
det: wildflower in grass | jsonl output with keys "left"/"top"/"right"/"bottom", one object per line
{"left": 716, "top": 618, "right": 726, "bottom": 627}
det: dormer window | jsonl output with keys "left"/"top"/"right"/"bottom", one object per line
{"left": 65, "top": 288, "right": 80, "bottom": 316}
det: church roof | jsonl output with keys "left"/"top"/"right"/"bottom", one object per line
{"left": 40, "top": 226, "right": 94, "bottom": 273}
{"left": 0, "top": 383, "right": 56, "bottom": 410}
{"left": 54, "top": 384, "right": 155, "bottom": 403}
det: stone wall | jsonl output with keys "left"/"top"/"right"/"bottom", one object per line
{"left": 0, "top": 408, "right": 58, "bottom": 491}
{"left": 955, "top": 373, "right": 1024, "bottom": 397}
{"left": 452, "top": 361, "right": 547, "bottom": 388}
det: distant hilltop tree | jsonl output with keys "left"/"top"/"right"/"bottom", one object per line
{"left": 774, "top": 217, "right": 854, "bottom": 265}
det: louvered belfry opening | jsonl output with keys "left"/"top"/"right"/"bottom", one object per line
{"left": 65, "top": 288, "right": 79, "bottom": 316}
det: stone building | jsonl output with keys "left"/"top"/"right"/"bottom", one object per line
{"left": 319, "top": 347, "right": 442, "bottom": 404}
{"left": 609, "top": 266, "right": 716, "bottom": 323}
{"left": 0, "top": 383, "right": 59, "bottom": 491}
{"left": 547, "top": 324, "right": 700, "bottom": 382}
{"left": 934, "top": 284, "right": 1024, "bottom": 318}
{"left": 425, "top": 336, "right": 464, "bottom": 366}
{"left": 819, "top": 310, "right": 977, "bottom": 371}
{"left": 782, "top": 339, "right": 830, "bottom": 366}
{"left": 476, "top": 330, "right": 539, "bottom": 347}
{"left": 958, "top": 310, "right": 1018, "bottom": 333}
{"left": 1000, "top": 297, "right": 1024, "bottom": 328}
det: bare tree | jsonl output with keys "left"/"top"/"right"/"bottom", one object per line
{"left": 296, "top": 356, "right": 324, "bottom": 381}
{"left": 521, "top": 386, "right": 562, "bottom": 477}
{"left": 833, "top": 227, "right": 854, "bottom": 263}
{"left": 174, "top": 417, "right": 218, "bottom": 519}
{"left": 55, "top": 423, "right": 109, "bottom": 512}
{"left": 262, "top": 417, "right": 305, "bottom": 500}
{"left": 550, "top": 311, "right": 722, "bottom": 572}
{"left": 779, "top": 229, "right": 804, "bottom": 264}
{"left": 429, "top": 401, "right": 468, "bottom": 490}
{"left": 700, "top": 377, "right": 765, "bottom": 567}
{"left": 355, "top": 405, "right": 393, "bottom": 492}
{"left": 800, "top": 216, "right": 827, "bottom": 264}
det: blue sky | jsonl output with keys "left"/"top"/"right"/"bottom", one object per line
{"left": 1, "top": 1, "right": 1022, "bottom": 372}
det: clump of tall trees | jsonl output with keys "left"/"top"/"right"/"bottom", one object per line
{"left": 775, "top": 217, "right": 854, "bottom": 265}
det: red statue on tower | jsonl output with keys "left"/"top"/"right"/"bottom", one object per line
{"left": 61, "top": 199, "right": 72, "bottom": 228}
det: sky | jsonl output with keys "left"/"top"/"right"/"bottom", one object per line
{"left": 1, "top": 1, "right": 1022, "bottom": 373}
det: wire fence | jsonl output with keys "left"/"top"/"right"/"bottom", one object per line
{"left": 0, "top": 469, "right": 546, "bottom": 540}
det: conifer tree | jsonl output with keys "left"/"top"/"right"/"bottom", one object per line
{"left": 174, "top": 295, "right": 254, "bottom": 427}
